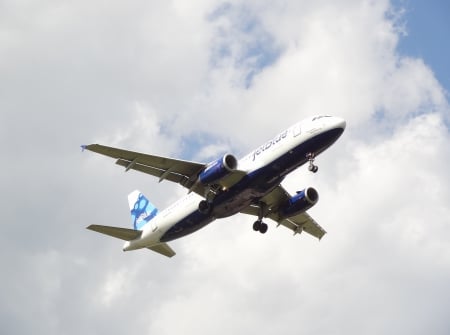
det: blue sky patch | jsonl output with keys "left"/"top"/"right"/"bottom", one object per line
{"left": 392, "top": 0, "right": 450, "bottom": 93}
{"left": 208, "top": 3, "right": 282, "bottom": 88}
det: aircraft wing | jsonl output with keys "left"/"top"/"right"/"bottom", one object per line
{"left": 83, "top": 144, "right": 210, "bottom": 196}
{"left": 240, "top": 185, "right": 326, "bottom": 240}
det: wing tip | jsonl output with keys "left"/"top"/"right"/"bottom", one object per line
{"left": 81, "top": 144, "right": 97, "bottom": 152}
{"left": 81, "top": 144, "right": 100, "bottom": 152}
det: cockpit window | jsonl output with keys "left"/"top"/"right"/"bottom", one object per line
{"left": 312, "top": 115, "right": 332, "bottom": 121}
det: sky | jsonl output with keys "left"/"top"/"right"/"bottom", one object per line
{"left": 394, "top": 0, "right": 450, "bottom": 92}
{"left": 1, "top": 1, "right": 449, "bottom": 334}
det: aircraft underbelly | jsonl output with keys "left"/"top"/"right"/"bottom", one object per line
{"left": 160, "top": 185, "right": 274, "bottom": 242}
{"left": 213, "top": 189, "right": 257, "bottom": 218}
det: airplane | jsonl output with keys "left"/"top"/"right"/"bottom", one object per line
{"left": 83, "top": 115, "right": 346, "bottom": 257}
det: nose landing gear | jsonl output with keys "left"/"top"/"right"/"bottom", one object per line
{"left": 306, "top": 152, "right": 318, "bottom": 173}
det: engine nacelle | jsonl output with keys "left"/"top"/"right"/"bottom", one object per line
{"left": 198, "top": 154, "right": 238, "bottom": 185}
{"left": 280, "top": 187, "right": 319, "bottom": 218}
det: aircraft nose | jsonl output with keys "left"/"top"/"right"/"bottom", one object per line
{"left": 335, "top": 117, "right": 346, "bottom": 130}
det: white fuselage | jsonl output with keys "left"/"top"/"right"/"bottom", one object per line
{"left": 123, "top": 116, "right": 346, "bottom": 251}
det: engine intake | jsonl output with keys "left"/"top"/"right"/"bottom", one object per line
{"left": 280, "top": 187, "right": 319, "bottom": 218}
{"left": 198, "top": 154, "right": 238, "bottom": 185}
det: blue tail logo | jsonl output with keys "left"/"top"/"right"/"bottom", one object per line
{"left": 128, "top": 190, "right": 158, "bottom": 230}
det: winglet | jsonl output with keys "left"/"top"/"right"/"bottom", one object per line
{"left": 81, "top": 145, "right": 88, "bottom": 152}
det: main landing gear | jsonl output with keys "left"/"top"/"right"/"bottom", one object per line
{"left": 199, "top": 186, "right": 218, "bottom": 215}
{"left": 307, "top": 152, "right": 318, "bottom": 173}
{"left": 253, "top": 220, "right": 268, "bottom": 234}
{"left": 252, "top": 202, "right": 268, "bottom": 234}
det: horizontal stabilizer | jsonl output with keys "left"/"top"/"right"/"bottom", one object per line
{"left": 147, "top": 243, "right": 176, "bottom": 258}
{"left": 87, "top": 224, "right": 142, "bottom": 241}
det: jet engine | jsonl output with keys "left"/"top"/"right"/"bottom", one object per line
{"left": 280, "top": 187, "right": 319, "bottom": 218}
{"left": 198, "top": 154, "right": 238, "bottom": 185}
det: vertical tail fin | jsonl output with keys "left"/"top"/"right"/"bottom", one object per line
{"left": 128, "top": 190, "right": 159, "bottom": 230}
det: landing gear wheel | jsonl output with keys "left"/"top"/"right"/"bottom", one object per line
{"left": 259, "top": 222, "right": 268, "bottom": 234}
{"left": 198, "top": 200, "right": 213, "bottom": 215}
{"left": 253, "top": 220, "right": 268, "bottom": 234}
{"left": 308, "top": 164, "right": 318, "bottom": 173}
{"left": 253, "top": 220, "right": 262, "bottom": 231}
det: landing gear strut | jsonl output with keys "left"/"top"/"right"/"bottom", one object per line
{"left": 306, "top": 152, "right": 318, "bottom": 173}
{"left": 198, "top": 186, "right": 218, "bottom": 215}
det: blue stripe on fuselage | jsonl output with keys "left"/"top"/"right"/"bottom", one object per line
{"left": 160, "top": 127, "right": 344, "bottom": 242}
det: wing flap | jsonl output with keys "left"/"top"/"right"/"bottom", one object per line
{"left": 87, "top": 224, "right": 142, "bottom": 241}
{"left": 116, "top": 159, "right": 195, "bottom": 187}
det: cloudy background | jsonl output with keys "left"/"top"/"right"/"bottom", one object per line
{"left": 1, "top": 0, "right": 449, "bottom": 334}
